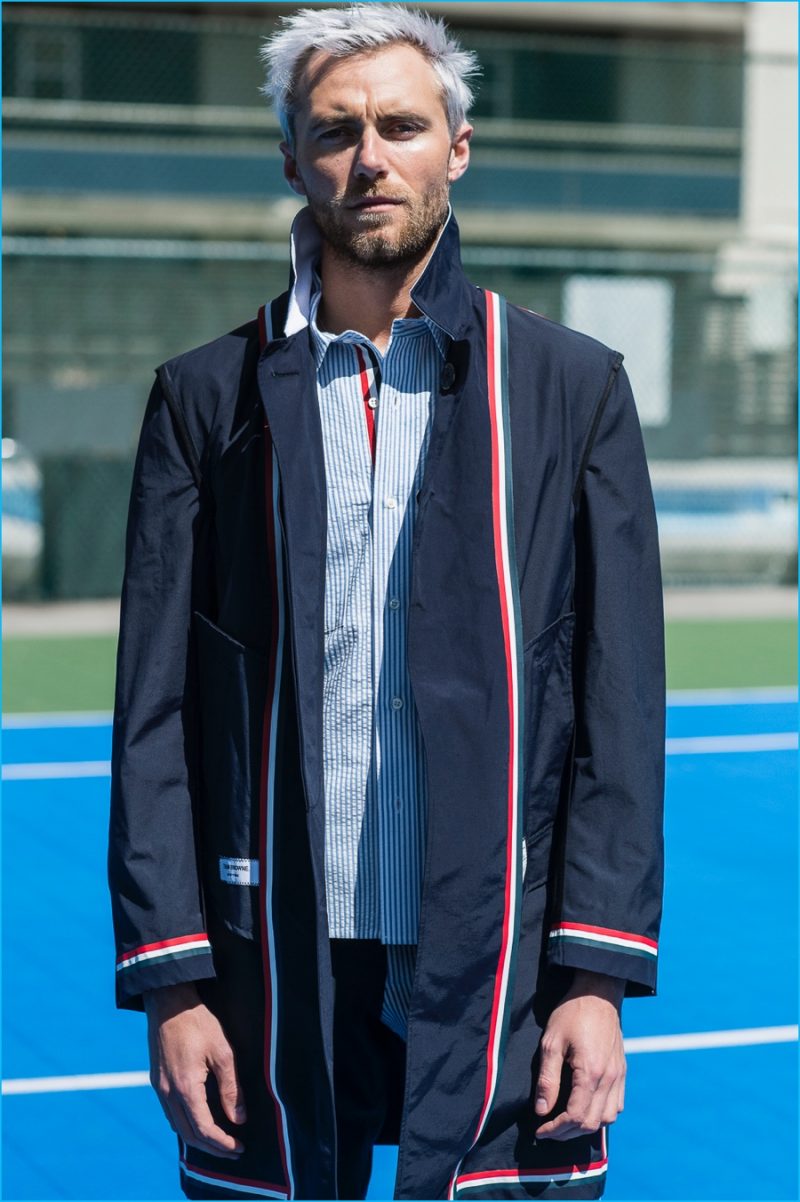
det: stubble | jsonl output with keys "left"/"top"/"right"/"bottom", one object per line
{"left": 307, "top": 177, "right": 450, "bottom": 269}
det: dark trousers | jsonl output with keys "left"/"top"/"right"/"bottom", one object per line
{"left": 330, "top": 939, "right": 407, "bottom": 1201}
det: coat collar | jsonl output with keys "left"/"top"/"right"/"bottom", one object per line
{"left": 282, "top": 204, "right": 475, "bottom": 342}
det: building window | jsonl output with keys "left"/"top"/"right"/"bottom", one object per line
{"left": 14, "top": 27, "right": 82, "bottom": 100}
{"left": 563, "top": 275, "right": 674, "bottom": 427}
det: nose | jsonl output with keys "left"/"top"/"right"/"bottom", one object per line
{"left": 353, "top": 126, "right": 388, "bottom": 182}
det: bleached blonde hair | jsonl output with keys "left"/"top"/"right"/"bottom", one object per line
{"left": 259, "top": 4, "right": 480, "bottom": 142}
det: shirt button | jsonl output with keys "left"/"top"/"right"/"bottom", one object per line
{"left": 391, "top": 696, "right": 404, "bottom": 710}
{"left": 394, "top": 798, "right": 402, "bottom": 812}
{"left": 388, "top": 597, "right": 400, "bottom": 610}
{"left": 385, "top": 497, "right": 397, "bottom": 509}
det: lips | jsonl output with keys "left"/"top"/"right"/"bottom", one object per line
{"left": 347, "top": 196, "right": 405, "bottom": 209}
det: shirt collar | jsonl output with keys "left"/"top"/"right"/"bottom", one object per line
{"left": 284, "top": 206, "right": 451, "bottom": 366}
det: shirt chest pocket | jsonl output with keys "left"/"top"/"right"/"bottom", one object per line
{"left": 324, "top": 511, "right": 370, "bottom": 635}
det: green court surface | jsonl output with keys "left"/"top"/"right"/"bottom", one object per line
{"left": 2, "top": 618, "right": 796, "bottom": 713}
{"left": 665, "top": 618, "right": 797, "bottom": 690}
{"left": 3, "top": 635, "right": 119, "bottom": 714}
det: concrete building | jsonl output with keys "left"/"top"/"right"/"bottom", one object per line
{"left": 3, "top": 2, "right": 796, "bottom": 594}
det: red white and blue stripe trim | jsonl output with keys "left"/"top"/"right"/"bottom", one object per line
{"left": 115, "top": 933, "right": 211, "bottom": 974}
{"left": 257, "top": 302, "right": 295, "bottom": 1198}
{"left": 354, "top": 344, "right": 378, "bottom": 465}
{"left": 453, "top": 1131, "right": 608, "bottom": 1194}
{"left": 180, "top": 1157, "right": 288, "bottom": 1199}
{"left": 447, "top": 290, "right": 525, "bottom": 1198}
{"left": 549, "top": 922, "right": 658, "bottom": 960}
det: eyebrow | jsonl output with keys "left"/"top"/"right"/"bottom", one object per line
{"left": 308, "top": 109, "right": 430, "bottom": 132}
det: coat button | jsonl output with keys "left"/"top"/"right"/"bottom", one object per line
{"left": 440, "top": 362, "right": 456, "bottom": 391}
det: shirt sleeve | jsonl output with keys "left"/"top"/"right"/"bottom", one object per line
{"left": 108, "top": 373, "right": 216, "bottom": 1011}
{"left": 547, "top": 362, "right": 666, "bottom": 997}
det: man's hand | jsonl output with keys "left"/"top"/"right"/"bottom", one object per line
{"left": 534, "top": 969, "right": 626, "bottom": 1141}
{"left": 144, "top": 982, "right": 247, "bottom": 1159}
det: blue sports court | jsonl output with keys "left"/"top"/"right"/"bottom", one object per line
{"left": 2, "top": 690, "right": 797, "bottom": 1199}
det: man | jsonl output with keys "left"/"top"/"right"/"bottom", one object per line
{"left": 108, "top": 6, "right": 665, "bottom": 1200}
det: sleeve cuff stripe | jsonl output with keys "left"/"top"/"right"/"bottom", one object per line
{"left": 116, "top": 934, "right": 211, "bottom": 972}
{"left": 549, "top": 924, "right": 657, "bottom": 956}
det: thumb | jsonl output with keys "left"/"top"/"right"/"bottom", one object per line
{"left": 211, "top": 1043, "right": 247, "bottom": 1126}
{"left": 535, "top": 1039, "right": 564, "bottom": 1116}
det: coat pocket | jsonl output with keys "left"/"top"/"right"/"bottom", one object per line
{"left": 521, "top": 821, "right": 555, "bottom": 893}
{"left": 193, "top": 610, "right": 267, "bottom": 940}
{"left": 521, "top": 611, "right": 576, "bottom": 863}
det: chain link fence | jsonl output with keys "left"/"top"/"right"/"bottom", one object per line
{"left": 3, "top": 4, "right": 796, "bottom": 598}
{"left": 3, "top": 5, "right": 744, "bottom": 128}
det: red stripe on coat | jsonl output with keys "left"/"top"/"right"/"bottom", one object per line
{"left": 552, "top": 922, "right": 658, "bottom": 949}
{"left": 457, "top": 1157, "right": 608, "bottom": 1184}
{"left": 116, "top": 932, "right": 208, "bottom": 963}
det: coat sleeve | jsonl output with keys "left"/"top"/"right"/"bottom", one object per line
{"left": 547, "top": 361, "right": 665, "bottom": 997}
{"left": 108, "top": 372, "right": 216, "bottom": 1011}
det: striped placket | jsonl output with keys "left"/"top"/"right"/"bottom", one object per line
{"left": 309, "top": 289, "right": 447, "bottom": 967}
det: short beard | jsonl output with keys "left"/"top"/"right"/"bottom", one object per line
{"left": 308, "top": 179, "right": 450, "bottom": 269}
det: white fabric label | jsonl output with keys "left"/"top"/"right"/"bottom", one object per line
{"left": 219, "top": 857, "right": 260, "bottom": 886}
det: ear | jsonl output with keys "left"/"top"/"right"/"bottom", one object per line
{"left": 447, "top": 123, "right": 472, "bottom": 184}
{"left": 281, "top": 141, "right": 307, "bottom": 198}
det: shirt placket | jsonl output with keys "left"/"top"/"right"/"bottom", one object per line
{"left": 317, "top": 335, "right": 378, "bottom": 938}
{"left": 370, "top": 331, "right": 422, "bottom": 942}
{"left": 354, "top": 344, "right": 380, "bottom": 467}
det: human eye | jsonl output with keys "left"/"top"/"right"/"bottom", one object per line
{"left": 388, "top": 120, "right": 424, "bottom": 138}
{"left": 318, "top": 125, "right": 347, "bottom": 143}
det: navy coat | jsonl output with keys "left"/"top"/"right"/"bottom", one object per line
{"left": 108, "top": 214, "right": 665, "bottom": 1201}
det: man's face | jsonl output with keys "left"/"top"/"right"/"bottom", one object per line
{"left": 281, "top": 43, "right": 471, "bottom": 268}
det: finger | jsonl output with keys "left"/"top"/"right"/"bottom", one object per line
{"left": 153, "top": 1081, "right": 215, "bottom": 1156}
{"left": 617, "top": 1060, "right": 626, "bottom": 1113}
{"left": 584, "top": 1077, "right": 616, "bottom": 1134}
{"left": 181, "top": 1082, "right": 245, "bottom": 1158}
{"left": 535, "top": 1111, "right": 585, "bottom": 1141}
{"left": 534, "top": 1039, "right": 566, "bottom": 1116}
{"left": 210, "top": 1042, "right": 247, "bottom": 1127}
{"left": 536, "top": 1072, "right": 594, "bottom": 1140}
{"left": 598, "top": 1043, "right": 625, "bottom": 1126}
{"left": 605, "top": 1076, "right": 625, "bottom": 1125}
{"left": 152, "top": 1083, "right": 181, "bottom": 1137}
{"left": 170, "top": 1095, "right": 210, "bottom": 1152}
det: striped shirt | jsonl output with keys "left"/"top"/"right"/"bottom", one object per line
{"left": 307, "top": 284, "right": 447, "bottom": 947}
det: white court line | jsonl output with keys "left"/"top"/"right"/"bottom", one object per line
{"left": 624, "top": 1025, "right": 798, "bottom": 1053}
{"left": 666, "top": 732, "right": 797, "bottom": 755}
{"left": 3, "top": 1025, "right": 797, "bottom": 1095}
{"left": 3, "top": 1071, "right": 149, "bottom": 1095}
{"left": 1, "top": 689, "right": 797, "bottom": 730}
{"left": 667, "top": 686, "right": 797, "bottom": 706}
{"left": 2, "top": 711, "right": 113, "bottom": 729}
{"left": 3, "top": 731, "right": 795, "bottom": 782}
{"left": 2, "top": 760, "right": 111, "bottom": 780}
